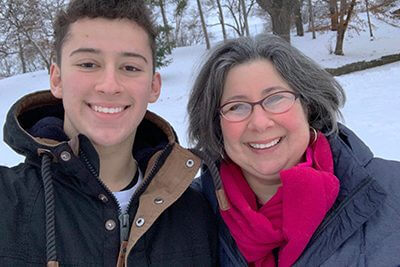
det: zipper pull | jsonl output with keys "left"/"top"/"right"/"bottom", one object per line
{"left": 119, "top": 213, "right": 130, "bottom": 243}
{"left": 117, "top": 213, "right": 130, "bottom": 267}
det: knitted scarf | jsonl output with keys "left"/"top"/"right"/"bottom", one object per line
{"left": 219, "top": 133, "right": 339, "bottom": 267}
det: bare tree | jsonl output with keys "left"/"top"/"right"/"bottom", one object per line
{"left": 335, "top": 0, "right": 357, "bottom": 55}
{"left": 307, "top": 0, "right": 316, "bottom": 39}
{"left": 365, "top": 0, "right": 374, "bottom": 39}
{"left": 294, "top": 0, "right": 304, "bottom": 36}
{"left": 329, "top": 0, "right": 338, "bottom": 31}
{"left": 239, "top": 0, "right": 250, "bottom": 36}
{"left": 216, "top": 0, "right": 228, "bottom": 41}
{"left": 196, "top": 0, "right": 211, "bottom": 49}
{"left": 172, "top": 0, "right": 205, "bottom": 47}
{"left": 256, "top": 0, "right": 296, "bottom": 43}
{"left": 149, "top": 0, "right": 173, "bottom": 52}
{"left": 224, "top": 0, "right": 257, "bottom": 37}
{"left": 0, "top": 0, "right": 64, "bottom": 75}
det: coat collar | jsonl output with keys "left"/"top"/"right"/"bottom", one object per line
{"left": 4, "top": 90, "right": 179, "bottom": 169}
{"left": 294, "top": 124, "right": 387, "bottom": 266}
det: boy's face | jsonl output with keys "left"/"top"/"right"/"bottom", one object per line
{"left": 50, "top": 18, "right": 161, "bottom": 149}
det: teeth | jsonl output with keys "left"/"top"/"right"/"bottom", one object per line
{"left": 92, "top": 105, "right": 124, "bottom": 114}
{"left": 249, "top": 138, "right": 280, "bottom": 149}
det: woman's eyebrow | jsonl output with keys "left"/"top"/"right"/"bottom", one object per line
{"left": 223, "top": 86, "right": 287, "bottom": 103}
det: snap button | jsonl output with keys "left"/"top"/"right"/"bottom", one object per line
{"left": 105, "top": 219, "right": 116, "bottom": 231}
{"left": 135, "top": 217, "right": 145, "bottom": 227}
{"left": 154, "top": 198, "right": 164, "bottom": 204}
{"left": 185, "top": 159, "right": 195, "bottom": 168}
{"left": 60, "top": 151, "right": 71, "bottom": 161}
{"left": 98, "top": 194, "right": 108, "bottom": 203}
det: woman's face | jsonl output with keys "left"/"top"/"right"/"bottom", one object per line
{"left": 220, "top": 59, "right": 310, "bottom": 185}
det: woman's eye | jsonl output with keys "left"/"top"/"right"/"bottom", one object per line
{"left": 229, "top": 103, "right": 246, "bottom": 111}
{"left": 265, "top": 94, "right": 285, "bottom": 105}
{"left": 224, "top": 103, "right": 249, "bottom": 115}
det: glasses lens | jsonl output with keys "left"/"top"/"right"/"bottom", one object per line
{"left": 221, "top": 102, "right": 251, "bottom": 121}
{"left": 262, "top": 92, "right": 296, "bottom": 113}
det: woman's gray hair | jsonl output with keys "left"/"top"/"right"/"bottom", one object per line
{"left": 187, "top": 34, "right": 346, "bottom": 161}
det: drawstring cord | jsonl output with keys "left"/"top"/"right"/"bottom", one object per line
{"left": 40, "top": 153, "right": 59, "bottom": 267}
{"left": 189, "top": 149, "right": 222, "bottom": 190}
{"left": 38, "top": 148, "right": 215, "bottom": 267}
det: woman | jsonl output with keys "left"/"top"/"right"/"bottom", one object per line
{"left": 188, "top": 34, "right": 400, "bottom": 267}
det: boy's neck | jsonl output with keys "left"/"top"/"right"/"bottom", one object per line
{"left": 95, "top": 139, "right": 138, "bottom": 192}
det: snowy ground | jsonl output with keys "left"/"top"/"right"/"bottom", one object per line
{"left": 0, "top": 16, "right": 399, "bottom": 166}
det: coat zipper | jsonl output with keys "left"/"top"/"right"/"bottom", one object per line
{"left": 79, "top": 149, "right": 125, "bottom": 243}
{"left": 80, "top": 144, "right": 173, "bottom": 244}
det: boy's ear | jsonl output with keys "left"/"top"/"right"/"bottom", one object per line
{"left": 50, "top": 63, "right": 63, "bottom": 99}
{"left": 149, "top": 72, "right": 161, "bottom": 103}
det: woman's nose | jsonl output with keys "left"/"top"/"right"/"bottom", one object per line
{"left": 247, "top": 105, "right": 275, "bottom": 132}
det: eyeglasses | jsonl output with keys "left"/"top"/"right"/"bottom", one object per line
{"left": 219, "top": 91, "right": 299, "bottom": 122}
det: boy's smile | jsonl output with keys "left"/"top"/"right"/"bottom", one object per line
{"left": 50, "top": 18, "right": 161, "bottom": 151}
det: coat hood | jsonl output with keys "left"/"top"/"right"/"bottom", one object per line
{"left": 3, "top": 90, "right": 179, "bottom": 165}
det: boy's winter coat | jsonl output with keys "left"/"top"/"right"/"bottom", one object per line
{"left": 0, "top": 90, "right": 217, "bottom": 266}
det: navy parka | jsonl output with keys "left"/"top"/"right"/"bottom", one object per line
{"left": 194, "top": 124, "right": 400, "bottom": 266}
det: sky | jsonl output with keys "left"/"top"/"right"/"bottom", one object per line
{"left": 0, "top": 12, "right": 399, "bottom": 166}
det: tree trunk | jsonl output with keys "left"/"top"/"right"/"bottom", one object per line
{"left": 307, "top": 0, "right": 316, "bottom": 39}
{"left": 294, "top": 0, "right": 304, "bottom": 36}
{"left": 239, "top": 0, "right": 250, "bottom": 36}
{"left": 269, "top": 6, "right": 292, "bottom": 42}
{"left": 330, "top": 0, "right": 338, "bottom": 31}
{"left": 23, "top": 32, "right": 51, "bottom": 71}
{"left": 216, "top": 0, "right": 227, "bottom": 41}
{"left": 256, "top": 0, "right": 294, "bottom": 43}
{"left": 196, "top": 0, "right": 210, "bottom": 49}
{"left": 159, "top": 0, "right": 171, "bottom": 52}
{"left": 334, "top": 0, "right": 357, "bottom": 55}
{"left": 17, "top": 35, "right": 27, "bottom": 73}
{"left": 365, "top": 0, "right": 374, "bottom": 39}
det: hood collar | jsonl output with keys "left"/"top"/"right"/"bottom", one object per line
{"left": 4, "top": 90, "right": 179, "bottom": 164}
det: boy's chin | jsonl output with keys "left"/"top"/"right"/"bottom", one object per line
{"left": 90, "top": 133, "right": 133, "bottom": 150}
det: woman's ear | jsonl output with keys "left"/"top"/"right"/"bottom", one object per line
{"left": 50, "top": 63, "right": 63, "bottom": 99}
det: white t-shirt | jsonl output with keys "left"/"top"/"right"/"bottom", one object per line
{"left": 113, "top": 168, "right": 143, "bottom": 214}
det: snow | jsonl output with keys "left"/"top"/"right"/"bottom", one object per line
{"left": 1, "top": 15, "right": 399, "bottom": 166}
{"left": 291, "top": 12, "right": 400, "bottom": 68}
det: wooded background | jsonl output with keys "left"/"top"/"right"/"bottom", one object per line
{"left": 0, "top": 0, "right": 399, "bottom": 78}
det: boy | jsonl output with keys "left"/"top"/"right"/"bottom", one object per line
{"left": 0, "top": 0, "right": 217, "bottom": 266}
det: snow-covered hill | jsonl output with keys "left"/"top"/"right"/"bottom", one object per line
{"left": 1, "top": 15, "right": 399, "bottom": 166}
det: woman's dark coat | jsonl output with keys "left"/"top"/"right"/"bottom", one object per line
{"left": 194, "top": 124, "right": 400, "bottom": 266}
{"left": 0, "top": 90, "right": 218, "bottom": 266}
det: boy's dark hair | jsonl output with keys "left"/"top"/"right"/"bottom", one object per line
{"left": 53, "top": 0, "right": 157, "bottom": 71}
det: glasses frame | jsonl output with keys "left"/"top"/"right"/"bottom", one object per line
{"left": 219, "top": 90, "right": 300, "bottom": 122}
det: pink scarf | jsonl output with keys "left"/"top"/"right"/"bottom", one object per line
{"left": 219, "top": 133, "right": 339, "bottom": 267}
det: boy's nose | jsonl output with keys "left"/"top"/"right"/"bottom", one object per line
{"left": 95, "top": 68, "right": 122, "bottom": 95}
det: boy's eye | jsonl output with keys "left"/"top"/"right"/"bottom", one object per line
{"left": 78, "top": 62, "right": 97, "bottom": 68}
{"left": 124, "top": 65, "right": 140, "bottom": 72}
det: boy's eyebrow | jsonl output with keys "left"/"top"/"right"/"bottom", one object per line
{"left": 121, "top": 52, "right": 148, "bottom": 63}
{"left": 69, "top": 48, "right": 148, "bottom": 63}
{"left": 69, "top": 48, "right": 99, "bottom": 57}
